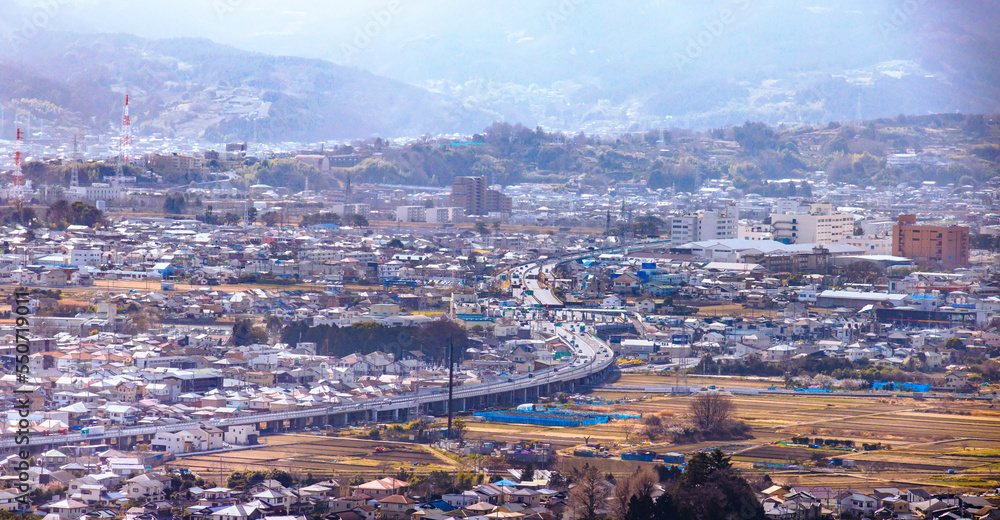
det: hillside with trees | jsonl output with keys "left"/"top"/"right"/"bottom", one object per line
{"left": 322, "top": 114, "right": 999, "bottom": 193}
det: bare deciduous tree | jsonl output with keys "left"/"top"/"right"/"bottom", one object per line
{"left": 690, "top": 391, "right": 734, "bottom": 433}
{"left": 642, "top": 415, "right": 665, "bottom": 441}
{"left": 611, "top": 467, "right": 659, "bottom": 520}
{"left": 621, "top": 421, "right": 635, "bottom": 443}
{"left": 611, "top": 471, "right": 635, "bottom": 520}
{"left": 630, "top": 467, "right": 657, "bottom": 501}
{"left": 569, "top": 464, "right": 612, "bottom": 520}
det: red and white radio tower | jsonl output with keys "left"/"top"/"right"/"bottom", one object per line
{"left": 115, "top": 94, "right": 133, "bottom": 183}
{"left": 11, "top": 127, "right": 24, "bottom": 205}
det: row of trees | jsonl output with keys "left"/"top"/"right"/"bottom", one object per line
{"left": 0, "top": 200, "right": 104, "bottom": 229}
{"left": 278, "top": 319, "right": 469, "bottom": 359}
{"left": 300, "top": 211, "right": 369, "bottom": 227}
{"left": 44, "top": 200, "right": 104, "bottom": 228}
{"left": 697, "top": 348, "right": 1000, "bottom": 385}
{"left": 201, "top": 204, "right": 254, "bottom": 226}
{"left": 570, "top": 449, "right": 765, "bottom": 520}
{"left": 163, "top": 193, "right": 188, "bottom": 215}
{"left": 235, "top": 157, "right": 333, "bottom": 193}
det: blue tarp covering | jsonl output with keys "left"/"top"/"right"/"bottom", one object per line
{"left": 872, "top": 382, "right": 931, "bottom": 392}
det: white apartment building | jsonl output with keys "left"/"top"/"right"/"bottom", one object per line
{"left": 670, "top": 206, "right": 739, "bottom": 245}
{"left": 861, "top": 220, "right": 895, "bottom": 236}
{"left": 329, "top": 203, "right": 371, "bottom": 218}
{"left": 886, "top": 153, "right": 918, "bottom": 167}
{"left": 772, "top": 198, "right": 810, "bottom": 215}
{"left": 395, "top": 205, "right": 426, "bottom": 223}
{"left": 426, "top": 207, "right": 465, "bottom": 223}
{"left": 842, "top": 235, "right": 893, "bottom": 255}
{"left": 300, "top": 248, "right": 338, "bottom": 263}
{"left": 70, "top": 248, "right": 102, "bottom": 268}
{"left": 771, "top": 203, "right": 854, "bottom": 244}
{"left": 67, "top": 182, "right": 124, "bottom": 201}
{"left": 738, "top": 223, "right": 773, "bottom": 241}
{"left": 379, "top": 260, "right": 404, "bottom": 280}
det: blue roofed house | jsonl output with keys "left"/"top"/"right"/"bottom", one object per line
{"left": 151, "top": 262, "right": 175, "bottom": 279}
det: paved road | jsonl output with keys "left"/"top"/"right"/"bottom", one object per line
{"left": 517, "top": 240, "right": 672, "bottom": 308}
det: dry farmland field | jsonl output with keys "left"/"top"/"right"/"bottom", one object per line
{"left": 166, "top": 435, "right": 460, "bottom": 485}
{"left": 614, "top": 373, "right": 784, "bottom": 389}
{"left": 169, "top": 374, "right": 1000, "bottom": 493}
{"left": 466, "top": 374, "right": 1000, "bottom": 492}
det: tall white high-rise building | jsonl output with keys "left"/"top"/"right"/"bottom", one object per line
{"left": 770, "top": 203, "right": 855, "bottom": 244}
{"left": 670, "top": 205, "right": 739, "bottom": 244}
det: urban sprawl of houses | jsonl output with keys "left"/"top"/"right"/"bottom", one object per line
{"left": 0, "top": 142, "right": 999, "bottom": 520}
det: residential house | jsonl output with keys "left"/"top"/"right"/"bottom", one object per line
{"left": 378, "top": 495, "right": 417, "bottom": 520}
{"left": 211, "top": 504, "right": 265, "bottom": 520}
{"left": 125, "top": 473, "right": 169, "bottom": 501}
{"left": 357, "top": 478, "right": 409, "bottom": 499}
{"left": 46, "top": 498, "right": 88, "bottom": 520}
{"left": 839, "top": 493, "right": 877, "bottom": 517}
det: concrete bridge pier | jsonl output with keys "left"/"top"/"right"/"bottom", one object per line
{"left": 116, "top": 435, "right": 134, "bottom": 450}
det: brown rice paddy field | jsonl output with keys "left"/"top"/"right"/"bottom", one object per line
{"left": 571, "top": 379, "right": 999, "bottom": 491}
{"left": 614, "top": 373, "right": 785, "bottom": 389}
{"left": 165, "top": 435, "right": 461, "bottom": 485}
{"left": 169, "top": 375, "right": 1000, "bottom": 492}
{"left": 463, "top": 375, "right": 1000, "bottom": 492}
{"left": 695, "top": 304, "right": 779, "bottom": 318}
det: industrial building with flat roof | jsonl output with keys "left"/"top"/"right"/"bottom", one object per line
{"left": 892, "top": 215, "right": 969, "bottom": 269}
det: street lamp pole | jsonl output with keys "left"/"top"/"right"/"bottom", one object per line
{"left": 447, "top": 338, "right": 455, "bottom": 439}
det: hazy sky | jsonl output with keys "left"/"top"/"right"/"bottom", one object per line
{"left": 3, "top": 0, "right": 996, "bottom": 128}
{"left": 0, "top": 0, "right": 996, "bottom": 137}
{"left": 6, "top": 0, "right": 974, "bottom": 84}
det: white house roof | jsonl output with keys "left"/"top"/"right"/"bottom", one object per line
{"left": 818, "top": 291, "right": 908, "bottom": 303}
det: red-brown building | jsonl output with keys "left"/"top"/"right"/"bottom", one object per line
{"left": 892, "top": 215, "right": 969, "bottom": 269}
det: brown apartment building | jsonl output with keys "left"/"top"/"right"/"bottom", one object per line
{"left": 449, "top": 176, "right": 512, "bottom": 216}
{"left": 147, "top": 153, "right": 207, "bottom": 179}
{"left": 892, "top": 215, "right": 969, "bottom": 269}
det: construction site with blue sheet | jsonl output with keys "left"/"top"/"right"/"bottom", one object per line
{"left": 474, "top": 403, "right": 640, "bottom": 427}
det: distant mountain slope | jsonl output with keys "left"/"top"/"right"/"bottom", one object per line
{"left": 343, "top": 1, "right": 1000, "bottom": 132}
{"left": 0, "top": 31, "right": 492, "bottom": 143}
{"left": 2, "top": 0, "right": 999, "bottom": 144}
